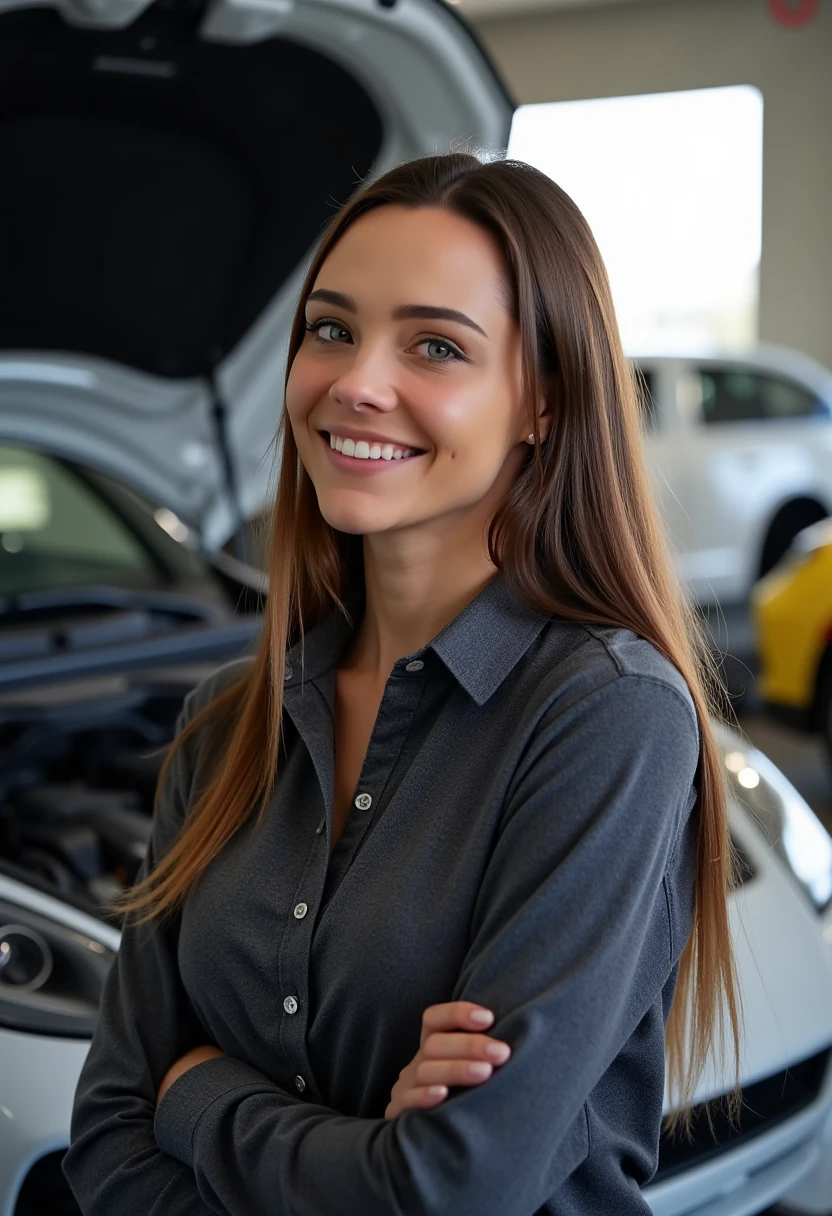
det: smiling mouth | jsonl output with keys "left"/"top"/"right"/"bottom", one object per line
{"left": 322, "top": 432, "right": 425, "bottom": 462}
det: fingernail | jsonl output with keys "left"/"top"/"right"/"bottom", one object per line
{"left": 428, "top": 1086, "right": 448, "bottom": 1097}
{"left": 486, "top": 1043, "right": 511, "bottom": 1063}
{"left": 467, "top": 1062, "right": 492, "bottom": 1079}
{"left": 470, "top": 1009, "right": 494, "bottom": 1025}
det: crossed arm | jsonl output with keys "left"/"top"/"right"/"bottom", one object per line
{"left": 63, "top": 677, "right": 698, "bottom": 1216}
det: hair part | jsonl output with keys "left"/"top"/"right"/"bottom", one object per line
{"left": 119, "top": 152, "right": 741, "bottom": 1133}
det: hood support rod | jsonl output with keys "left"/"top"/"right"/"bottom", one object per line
{"left": 206, "top": 368, "right": 253, "bottom": 565}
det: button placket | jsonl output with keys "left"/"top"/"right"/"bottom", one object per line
{"left": 316, "top": 659, "right": 424, "bottom": 920}
{"left": 275, "top": 828, "right": 327, "bottom": 1105}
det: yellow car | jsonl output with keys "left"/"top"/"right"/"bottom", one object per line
{"left": 752, "top": 518, "right": 832, "bottom": 760}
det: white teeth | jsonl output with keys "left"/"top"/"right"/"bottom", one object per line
{"left": 329, "top": 434, "right": 421, "bottom": 462}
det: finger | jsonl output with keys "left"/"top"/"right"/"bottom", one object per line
{"left": 422, "top": 1032, "right": 511, "bottom": 1064}
{"left": 420, "top": 1002, "right": 494, "bottom": 1047}
{"left": 415, "top": 1059, "right": 494, "bottom": 1087}
{"left": 387, "top": 1086, "right": 449, "bottom": 1118}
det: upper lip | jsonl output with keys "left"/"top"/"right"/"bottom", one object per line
{"left": 319, "top": 425, "right": 426, "bottom": 450}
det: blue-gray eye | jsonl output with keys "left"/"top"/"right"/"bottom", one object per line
{"left": 307, "top": 320, "right": 351, "bottom": 343}
{"left": 424, "top": 339, "right": 456, "bottom": 360}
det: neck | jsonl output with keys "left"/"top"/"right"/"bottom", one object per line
{"left": 346, "top": 522, "right": 497, "bottom": 679}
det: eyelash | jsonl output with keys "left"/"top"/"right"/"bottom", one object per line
{"left": 304, "top": 319, "right": 468, "bottom": 363}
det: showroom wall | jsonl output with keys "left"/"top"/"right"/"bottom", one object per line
{"left": 473, "top": 0, "right": 832, "bottom": 369}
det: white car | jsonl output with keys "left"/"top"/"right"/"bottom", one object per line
{"left": 3, "top": 703, "right": 832, "bottom": 1216}
{"left": 1, "top": 1, "right": 832, "bottom": 1214}
{"left": 636, "top": 346, "right": 832, "bottom": 606}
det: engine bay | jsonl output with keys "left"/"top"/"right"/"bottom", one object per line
{"left": 0, "top": 663, "right": 221, "bottom": 915}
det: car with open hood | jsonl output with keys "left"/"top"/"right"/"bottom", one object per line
{"left": 1, "top": 2, "right": 832, "bottom": 1214}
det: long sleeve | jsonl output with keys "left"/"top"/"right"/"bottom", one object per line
{"left": 154, "top": 675, "right": 700, "bottom": 1216}
{"left": 62, "top": 703, "right": 215, "bottom": 1215}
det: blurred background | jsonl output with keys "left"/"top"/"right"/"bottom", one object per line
{"left": 468, "top": 0, "right": 832, "bottom": 844}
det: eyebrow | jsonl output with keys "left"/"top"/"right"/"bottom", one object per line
{"left": 306, "top": 289, "right": 488, "bottom": 338}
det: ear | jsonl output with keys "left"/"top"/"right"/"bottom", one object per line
{"left": 535, "top": 387, "right": 554, "bottom": 443}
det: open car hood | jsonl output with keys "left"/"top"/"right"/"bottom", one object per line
{"left": 0, "top": 0, "right": 513, "bottom": 546}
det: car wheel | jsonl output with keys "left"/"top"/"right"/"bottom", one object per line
{"left": 760, "top": 500, "right": 828, "bottom": 578}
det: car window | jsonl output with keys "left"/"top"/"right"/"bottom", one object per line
{"left": 0, "top": 445, "right": 157, "bottom": 596}
{"left": 699, "top": 368, "right": 825, "bottom": 424}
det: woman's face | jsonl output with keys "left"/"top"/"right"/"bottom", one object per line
{"left": 285, "top": 205, "right": 538, "bottom": 539}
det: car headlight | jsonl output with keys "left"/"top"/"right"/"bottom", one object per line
{"left": 0, "top": 897, "right": 116, "bottom": 1036}
{"left": 724, "top": 747, "right": 832, "bottom": 913}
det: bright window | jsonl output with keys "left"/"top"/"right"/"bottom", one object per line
{"left": 507, "top": 85, "right": 764, "bottom": 354}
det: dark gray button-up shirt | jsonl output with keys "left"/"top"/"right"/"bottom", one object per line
{"left": 63, "top": 576, "right": 700, "bottom": 1216}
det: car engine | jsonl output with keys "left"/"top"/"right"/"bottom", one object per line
{"left": 0, "top": 665, "right": 220, "bottom": 916}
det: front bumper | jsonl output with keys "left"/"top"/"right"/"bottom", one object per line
{"left": 0, "top": 1028, "right": 90, "bottom": 1216}
{"left": 644, "top": 1049, "right": 832, "bottom": 1216}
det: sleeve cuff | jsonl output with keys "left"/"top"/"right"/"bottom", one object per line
{"left": 155, "top": 1056, "right": 272, "bottom": 1166}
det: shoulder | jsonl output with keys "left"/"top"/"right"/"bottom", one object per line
{"left": 580, "top": 623, "right": 698, "bottom": 732}
{"left": 169, "top": 657, "right": 255, "bottom": 798}
{"left": 502, "top": 624, "right": 702, "bottom": 857}
{"left": 522, "top": 619, "right": 700, "bottom": 765}
{"left": 180, "top": 656, "right": 254, "bottom": 726}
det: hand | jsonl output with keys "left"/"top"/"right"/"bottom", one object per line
{"left": 156, "top": 1044, "right": 226, "bottom": 1107}
{"left": 385, "top": 1001, "right": 511, "bottom": 1120}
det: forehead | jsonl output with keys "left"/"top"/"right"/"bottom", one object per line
{"left": 313, "top": 205, "right": 512, "bottom": 317}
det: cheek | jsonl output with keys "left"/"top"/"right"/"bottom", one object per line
{"left": 285, "top": 354, "right": 325, "bottom": 426}
{"left": 426, "top": 382, "right": 515, "bottom": 462}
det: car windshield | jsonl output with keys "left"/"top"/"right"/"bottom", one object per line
{"left": 0, "top": 444, "right": 203, "bottom": 598}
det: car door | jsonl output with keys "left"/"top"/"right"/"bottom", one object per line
{"left": 675, "top": 362, "right": 832, "bottom": 604}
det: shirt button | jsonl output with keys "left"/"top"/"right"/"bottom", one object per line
{"left": 294, "top": 1075, "right": 306, "bottom": 1093}
{"left": 405, "top": 659, "right": 424, "bottom": 672}
{"left": 284, "top": 662, "right": 293, "bottom": 682}
{"left": 293, "top": 902, "right": 308, "bottom": 920}
{"left": 315, "top": 819, "right": 325, "bottom": 835}
{"left": 354, "top": 792, "right": 372, "bottom": 811}
{"left": 283, "top": 995, "right": 299, "bottom": 1015}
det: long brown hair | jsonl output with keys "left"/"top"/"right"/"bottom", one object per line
{"left": 120, "top": 153, "right": 740, "bottom": 1124}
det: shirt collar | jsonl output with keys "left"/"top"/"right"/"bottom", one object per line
{"left": 427, "top": 576, "right": 549, "bottom": 705}
{"left": 284, "top": 575, "right": 548, "bottom": 706}
{"left": 284, "top": 602, "right": 356, "bottom": 687}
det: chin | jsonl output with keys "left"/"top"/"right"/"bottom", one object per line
{"left": 315, "top": 495, "right": 402, "bottom": 537}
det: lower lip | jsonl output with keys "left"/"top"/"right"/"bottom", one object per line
{"left": 320, "top": 434, "right": 425, "bottom": 476}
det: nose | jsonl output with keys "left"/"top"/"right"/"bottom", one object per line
{"left": 328, "top": 342, "right": 398, "bottom": 414}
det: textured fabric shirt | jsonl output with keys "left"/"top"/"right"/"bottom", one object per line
{"left": 63, "top": 575, "right": 700, "bottom": 1216}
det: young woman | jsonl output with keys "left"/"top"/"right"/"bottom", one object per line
{"left": 64, "top": 153, "right": 739, "bottom": 1215}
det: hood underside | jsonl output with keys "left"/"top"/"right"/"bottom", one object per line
{"left": 0, "top": 0, "right": 513, "bottom": 542}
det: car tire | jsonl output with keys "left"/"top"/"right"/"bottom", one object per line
{"left": 759, "top": 500, "right": 828, "bottom": 578}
